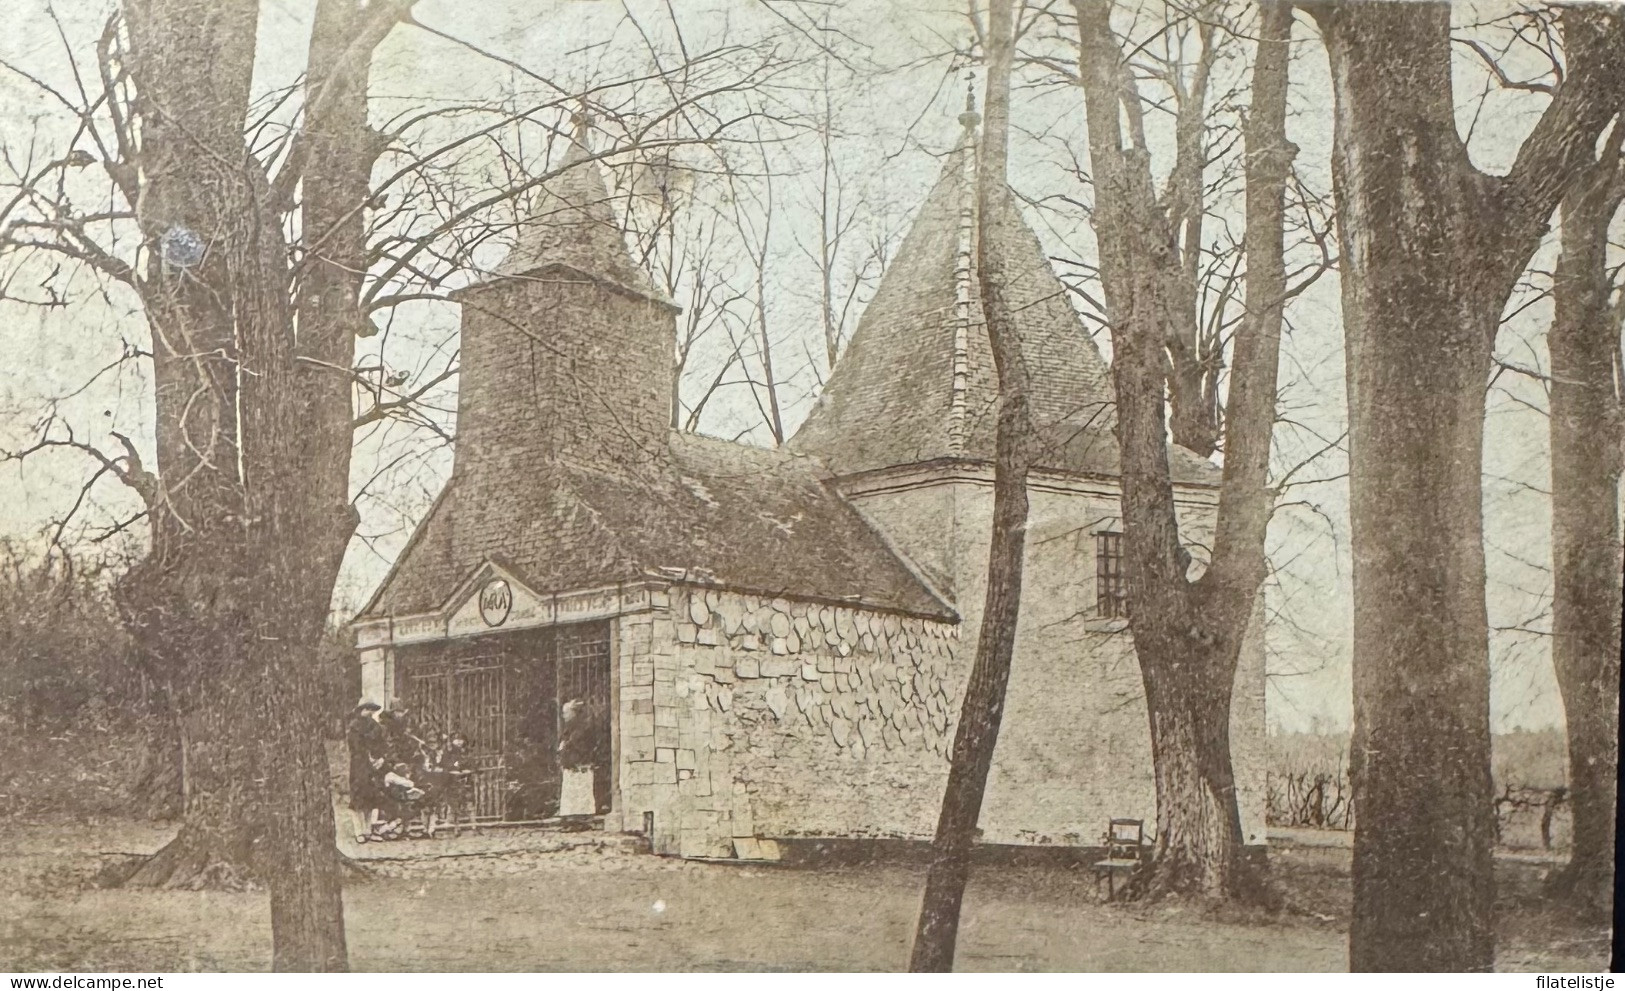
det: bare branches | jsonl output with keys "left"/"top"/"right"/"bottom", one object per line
{"left": 360, "top": 100, "right": 770, "bottom": 309}
{"left": 1492, "top": 8, "right": 1625, "bottom": 284}
{"left": 1271, "top": 429, "right": 1348, "bottom": 496}
{"left": 1205, "top": 0, "right": 1294, "bottom": 609}
{"left": 2, "top": 414, "right": 157, "bottom": 510}
{"left": 1454, "top": 37, "right": 1555, "bottom": 96}
{"left": 3, "top": 214, "right": 138, "bottom": 287}
{"left": 346, "top": 356, "right": 461, "bottom": 434}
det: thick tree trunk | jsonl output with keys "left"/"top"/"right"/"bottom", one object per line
{"left": 909, "top": 0, "right": 1029, "bottom": 971}
{"left": 1341, "top": 270, "right": 1499, "bottom": 973}
{"left": 1310, "top": 1, "right": 1625, "bottom": 970}
{"left": 119, "top": 0, "right": 261, "bottom": 881}
{"left": 1073, "top": 0, "right": 1292, "bottom": 903}
{"left": 110, "top": 0, "right": 410, "bottom": 970}
{"left": 1136, "top": 623, "right": 1248, "bottom": 897}
{"left": 120, "top": 694, "right": 269, "bottom": 890}
{"left": 112, "top": 543, "right": 274, "bottom": 884}
{"left": 1319, "top": 9, "right": 1497, "bottom": 971}
{"left": 233, "top": 0, "right": 413, "bottom": 967}
{"left": 1108, "top": 266, "right": 1252, "bottom": 899}
{"left": 258, "top": 637, "right": 351, "bottom": 970}
{"left": 1545, "top": 158, "right": 1623, "bottom": 919}
{"left": 114, "top": 539, "right": 263, "bottom": 880}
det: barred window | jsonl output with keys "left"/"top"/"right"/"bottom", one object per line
{"left": 1095, "top": 531, "right": 1128, "bottom": 618}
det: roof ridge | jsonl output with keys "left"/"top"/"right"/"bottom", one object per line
{"left": 947, "top": 120, "right": 978, "bottom": 456}
{"left": 671, "top": 428, "right": 818, "bottom": 463}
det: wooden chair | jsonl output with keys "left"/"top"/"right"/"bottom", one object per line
{"left": 1092, "top": 818, "right": 1148, "bottom": 901}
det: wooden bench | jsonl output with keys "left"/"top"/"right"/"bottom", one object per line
{"left": 1091, "top": 818, "right": 1148, "bottom": 901}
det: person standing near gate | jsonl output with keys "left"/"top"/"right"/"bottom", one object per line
{"left": 557, "top": 698, "right": 599, "bottom": 817}
{"left": 557, "top": 697, "right": 611, "bottom": 817}
{"left": 346, "top": 700, "right": 386, "bottom": 843}
{"left": 442, "top": 731, "right": 478, "bottom": 832}
{"left": 380, "top": 698, "right": 419, "bottom": 766}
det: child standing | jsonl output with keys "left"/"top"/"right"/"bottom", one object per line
{"left": 442, "top": 732, "right": 478, "bottom": 833}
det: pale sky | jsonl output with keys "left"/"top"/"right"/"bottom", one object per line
{"left": 0, "top": 0, "right": 1588, "bottom": 734}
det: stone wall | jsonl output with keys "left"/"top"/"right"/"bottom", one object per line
{"left": 610, "top": 563, "right": 1266, "bottom": 859}
{"left": 842, "top": 468, "right": 1269, "bottom": 847}
{"left": 614, "top": 586, "right": 959, "bottom": 859}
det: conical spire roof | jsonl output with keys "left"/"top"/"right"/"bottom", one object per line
{"left": 469, "top": 115, "right": 673, "bottom": 306}
{"left": 789, "top": 113, "right": 1127, "bottom": 477}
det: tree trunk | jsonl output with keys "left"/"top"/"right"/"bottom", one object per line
{"left": 1313, "top": 3, "right": 1625, "bottom": 968}
{"left": 1137, "top": 621, "right": 1247, "bottom": 896}
{"left": 231, "top": 1, "right": 401, "bottom": 966}
{"left": 257, "top": 637, "right": 351, "bottom": 970}
{"left": 120, "top": 693, "right": 269, "bottom": 890}
{"left": 117, "top": 0, "right": 265, "bottom": 889}
{"left": 909, "top": 0, "right": 1029, "bottom": 971}
{"left": 1309, "top": 0, "right": 1625, "bottom": 968}
{"left": 1545, "top": 155, "right": 1623, "bottom": 918}
{"left": 1072, "top": 0, "right": 1293, "bottom": 903}
{"left": 1319, "top": 9, "right": 1498, "bottom": 970}
{"left": 129, "top": 677, "right": 185, "bottom": 820}
{"left": 108, "top": 0, "right": 412, "bottom": 970}
{"left": 114, "top": 539, "right": 265, "bottom": 881}
{"left": 1315, "top": 5, "right": 1533, "bottom": 971}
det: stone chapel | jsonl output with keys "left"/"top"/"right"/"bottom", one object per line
{"left": 352, "top": 109, "right": 1268, "bottom": 860}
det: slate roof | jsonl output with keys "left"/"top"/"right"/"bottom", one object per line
{"left": 460, "top": 121, "right": 673, "bottom": 307}
{"left": 359, "top": 116, "right": 1220, "bottom": 626}
{"left": 363, "top": 122, "right": 954, "bottom": 624}
{"left": 361, "top": 432, "right": 954, "bottom": 620}
{"left": 789, "top": 120, "right": 1218, "bottom": 487}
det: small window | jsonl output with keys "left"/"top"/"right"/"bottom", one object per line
{"left": 1095, "top": 531, "right": 1128, "bottom": 618}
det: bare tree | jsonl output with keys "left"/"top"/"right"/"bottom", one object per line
{"left": 618, "top": 98, "right": 865, "bottom": 442}
{"left": 791, "top": 49, "right": 894, "bottom": 377}
{"left": 0, "top": 2, "right": 807, "bottom": 968}
{"left": 1302, "top": 2, "right": 1625, "bottom": 971}
{"left": 909, "top": 0, "right": 1031, "bottom": 971}
{"left": 1543, "top": 142, "right": 1623, "bottom": 918}
{"left": 1071, "top": 0, "right": 1296, "bottom": 901}
{"left": 83, "top": 0, "right": 413, "bottom": 968}
{"left": 727, "top": 137, "right": 790, "bottom": 445}
{"left": 618, "top": 152, "right": 748, "bottom": 431}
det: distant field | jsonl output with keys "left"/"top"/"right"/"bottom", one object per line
{"left": 1265, "top": 730, "right": 1572, "bottom": 850}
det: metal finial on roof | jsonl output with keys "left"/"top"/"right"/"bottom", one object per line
{"left": 570, "top": 104, "right": 596, "bottom": 149}
{"left": 958, "top": 69, "right": 981, "bottom": 130}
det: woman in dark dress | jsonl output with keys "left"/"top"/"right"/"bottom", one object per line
{"left": 345, "top": 701, "right": 386, "bottom": 841}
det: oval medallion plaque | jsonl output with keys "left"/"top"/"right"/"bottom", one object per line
{"left": 478, "top": 578, "right": 512, "bottom": 627}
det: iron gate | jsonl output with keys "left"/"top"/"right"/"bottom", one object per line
{"left": 557, "top": 623, "right": 611, "bottom": 723}
{"left": 403, "top": 652, "right": 509, "bottom": 820}
{"left": 395, "top": 621, "right": 612, "bottom": 823}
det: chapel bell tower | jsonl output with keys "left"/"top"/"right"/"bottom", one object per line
{"left": 451, "top": 114, "right": 679, "bottom": 478}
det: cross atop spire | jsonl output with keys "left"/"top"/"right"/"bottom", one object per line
{"left": 570, "top": 105, "right": 596, "bottom": 152}
{"left": 959, "top": 70, "right": 981, "bottom": 130}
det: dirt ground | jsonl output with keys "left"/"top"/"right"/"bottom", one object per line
{"left": 0, "top": 819, "right": 1609, "bottom": 972}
